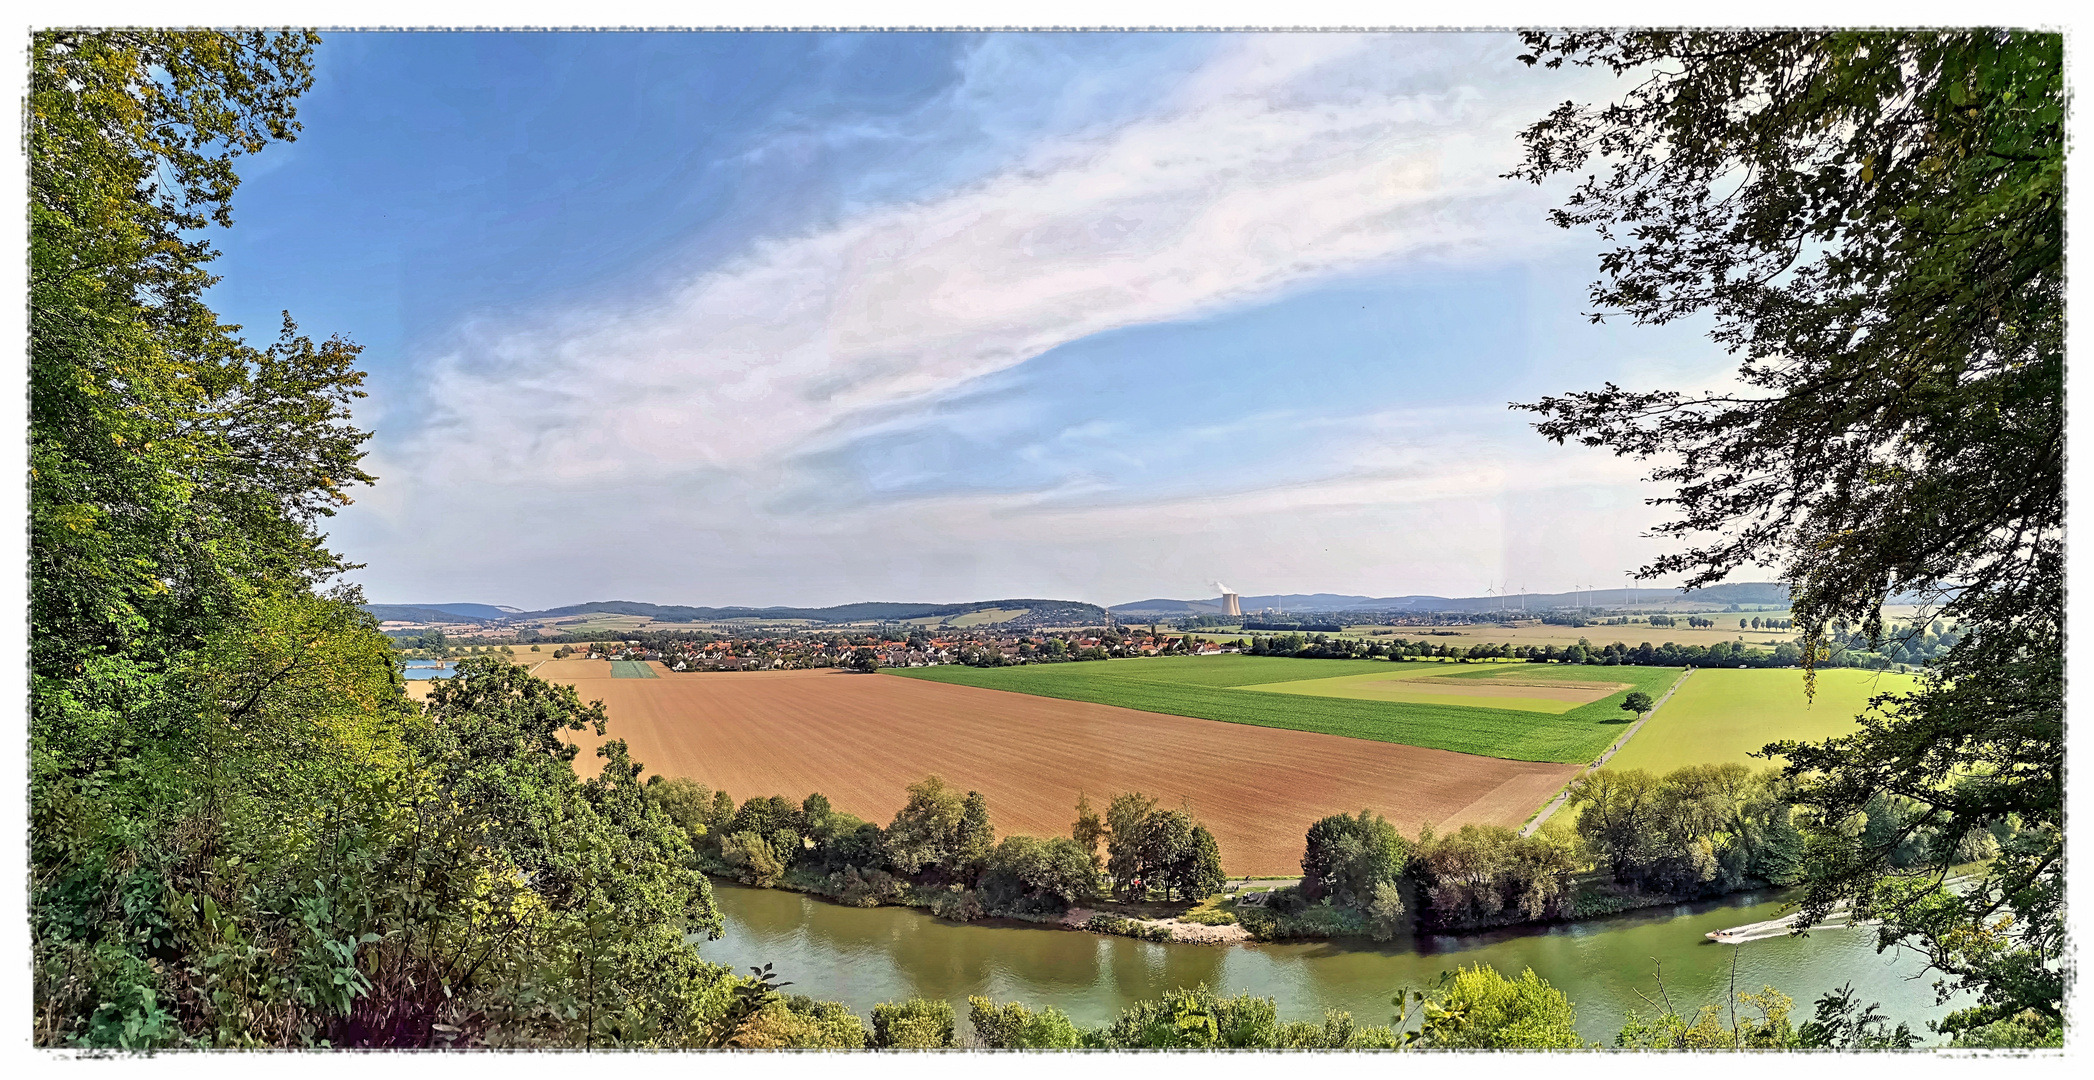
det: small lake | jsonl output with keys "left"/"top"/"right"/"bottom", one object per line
{"left": 697, "top": 883, "right": 1957, "bottom": 1044}
{"left": 401, "top": 661, "right": 459, "bottom": 680}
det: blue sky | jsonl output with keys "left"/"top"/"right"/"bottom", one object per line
{"left": 203, "top": 31, "right": 1740, "bottom": 609}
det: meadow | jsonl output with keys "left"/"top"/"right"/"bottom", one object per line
{"left": 547, "top": 666, "right": 1576, "bottom": 873}
{"left": 1607, "top": 667, "right": 1922, "bottom": 773}
{"left": 890, "top": 656, "right": 1682, "bottom": 764}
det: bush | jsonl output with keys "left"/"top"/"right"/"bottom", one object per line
{"left": 720, "top": 830, "right": 786, "bottom": 888}
{"left": 1408, "top": 965, "right": 1585, "bottom": 1050}
{"left": 732, "top": 996, "right": 867, "bottom": 1049}
{"left": 967, "top": 997, "right": 1084, "bottom": 1049}
{"left": 1097, "top": 985, "right": 1279, "bottom": 1048}
{"left": 977, "top": 834, "right": 1102, "bottom": 915}
{"left": 1410, "top": 823, "right": 1580, "bottom": 930}
{"left": 869, "top": 998, "right": 956, "bottom": 1049}
{"left": 930, "top": 887, "right": 985, "bottom": 923}
{"left": 1180, "top": 906, "right": 1237, "bottom": 926}
{"left": 822, "top": 864, "right": 907, "bottom": 908}
{"left": 1366, "top": 881, "right": 1406, "bottom": 941}
{"left": 1085, "top": 914, "right": 1172, "bottom": 942}
{"left": 1231, "top": 893, "right": 1369, "bottom": 941}
{"left": 1274, "top": 1010, "right": 1404, "bottom": 1049}
{"left": 1947, "top": 1010, "right": 2063, "bottom": 1049}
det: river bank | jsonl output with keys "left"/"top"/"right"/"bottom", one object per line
{"left": 696, "top": 881, "right": 1957, "bottom": 1044}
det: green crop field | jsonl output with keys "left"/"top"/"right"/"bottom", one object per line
{"left": 1239, "top": 662, "right": 1657, "bottom": 715}
{"left": 1608, "top": 667, "right": 1920, "bottom": 773}
{"left": 609, "top": 660, "right": 659, "bottom": 679}
{"left": 889, "top": 656, "right": 1683, "bottom": 764}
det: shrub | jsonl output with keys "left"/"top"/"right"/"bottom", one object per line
{"left": 732, "top": 996, "right": 867, "bottom": 1049}
{"left": 967, "top": 997, "right": 1084, "bottom": 1049}
{"left": 1097, "top": 985, "right": 1278, "bottom": 1048}
{"left": 1408, "top": 965, "right": 1585, "bottom": 1050}
{"left": 1366, "top": 881, "right": 1406, "bottom": 941}
{"left": 1085, "top": 914, "right": 1172, "bottom": 942}
{"left": 720, "top": 831, "right": 785, "bottom": 888}
{"left": 869, "top": 998, "right": 955, "bottom": 1049}
{"left": 1410, "top": 823, "right": 1580, "bottom": 930}
{"left": 978, "top": 834, "right": 1102, "bottom": 915}
{"left": 930, "top": 887, "right": 985, "bottom": 923}
{"left": 646, "top": 777, "right": 713, "bottom": 845}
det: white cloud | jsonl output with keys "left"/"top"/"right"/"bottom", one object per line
{"left": 393, "top": 35, "right": 1590, "bottom": 490}
{"left": 338, "top": 34, "right": 1700, "bottom": 607}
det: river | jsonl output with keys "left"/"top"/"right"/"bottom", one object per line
{"left": 697, "top": 883, "right": 1957, "bottom": 1044}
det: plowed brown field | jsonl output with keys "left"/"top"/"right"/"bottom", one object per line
{"left": 551, "top": 665, "right": 1577, "bottom": 874}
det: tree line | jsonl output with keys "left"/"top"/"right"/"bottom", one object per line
{"left": 649, "top": 776, "right": 1226, "bottom": 922}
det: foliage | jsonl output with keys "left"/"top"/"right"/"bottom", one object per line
{"left": 1398, "top": 965, "right": 1586, "bottom": 1050}
{"left": 967, "top": 997, "right": 1085, "bottom": 1049}
{"left": 1795, "top": 982, "right": 1919, "bottom": 1049}
{"left": 1945, "top": 1009, "right": 2063, "bottom": 1049}
{"left": 1301, "top": 809, "right": 1408, "bottom": 909}
{"left": 731, "top": 995, "right": 868, "bottom": 1049}
{"left": 1511, "top": 30, "right": 2064, "bottom": 1033}
{"left": 881, "top": 775, "right": 984, "bottom": 882}
{"left": 1084, "top": 914, "right": 1173, "bottom": 942}
{"left": 1408, "top": 824, "right": 1580, "bottom": 931}
{"left": 868, "top": 998, "right": 956, "bottom": 1049}
{"left": 977, "top": 835, "right": 1103, "bottom": 915}
{"left": 1101, "top": 796, "right": 1226, "bottom": 902}
{"left": 1568, "top": 764, "right": 1802, "bottom": 899}
{"left": 1616, "top": 985, "right": 1800, "bottom": 1050}
{"left": 1096, "top": 985, "right": 1285, "bottom": 1049}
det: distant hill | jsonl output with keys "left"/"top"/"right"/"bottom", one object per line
{"left": 370, "top": 583, "right": 1829, "bottom": 630}
{"left": 364, "top": 597, "right": 1109, "bottom": 627}
{"left": 1109, "top": 583, "right": 1800, "bottom": 616}
{"left": 422, "top": 602, "right": 524, "bottom": 619}
{"left": 363, "top": 604, "right": 494, "bottom": 625}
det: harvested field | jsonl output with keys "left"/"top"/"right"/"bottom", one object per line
{"left": 552, "top": 667, "right": 1578, "bottom": 874}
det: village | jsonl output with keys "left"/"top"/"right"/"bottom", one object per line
{"left": 572, "top": 626, "right": 1233, "bottom": 672}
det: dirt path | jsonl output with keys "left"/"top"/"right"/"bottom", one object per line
{"left": 1519, "top": 667, "right": 1696, "bottom": 837}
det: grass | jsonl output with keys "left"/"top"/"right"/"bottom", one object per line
{"left": 888, "top": 656, "right": 1682, "bottom": 765}
{"left": 1609, "top": 666, "right": 1920, "bottom": 772}
{"left": 609, "top": 660, "right": 659, "bottom": 679}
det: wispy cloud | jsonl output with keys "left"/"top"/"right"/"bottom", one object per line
{"left": 336, "top": 34, "right": 1691, "bottom": 607}
{"left": 395, "top": 35, "right": 1586, "bottom": 488}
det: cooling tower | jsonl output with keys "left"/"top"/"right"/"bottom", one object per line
{"left": 1222, "top": 592, "right": 1241, "bottom": 617}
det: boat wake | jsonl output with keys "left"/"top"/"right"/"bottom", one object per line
{"left": 1706, "top": 906, "right": 1862, "bottom": 944}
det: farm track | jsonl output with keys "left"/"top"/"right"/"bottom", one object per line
{"left": 1519, "top": 667, "right": 1696, "bottom": 836}
{"left": 548, "top": 666, "right": 1579, "bottom": 874}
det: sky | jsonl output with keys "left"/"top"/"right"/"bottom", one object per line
{"left": 200, "top": 30, "right": 1750, "bottom": 610}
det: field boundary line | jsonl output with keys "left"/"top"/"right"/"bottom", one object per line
{"left": 1519, "top": 666, "right": 1696, "bottom": 837}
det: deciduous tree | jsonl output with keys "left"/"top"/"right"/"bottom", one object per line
{"left": 1510, "top": 30, "right": 2062, "bottom": 1035}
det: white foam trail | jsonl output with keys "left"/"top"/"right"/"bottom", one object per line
{"left": 1708, "top": 902, "right": 1863, "bottom": 943}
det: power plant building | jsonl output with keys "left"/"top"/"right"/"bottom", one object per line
{"left": 1222, "top": 592, "right": 1242, "bottom": 617}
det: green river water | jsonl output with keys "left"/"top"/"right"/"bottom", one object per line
{"left": 699, "top": 883, "right": 1957, "bottom": 1044}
